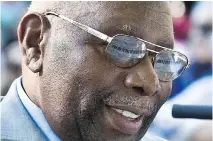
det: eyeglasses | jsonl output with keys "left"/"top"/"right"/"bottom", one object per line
{"left": 45, "top": 12, "right": 189, "bottom": 81}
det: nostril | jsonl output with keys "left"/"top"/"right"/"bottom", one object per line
{"left": 132, "top": 87, "right": 144, "bottom": 94}
{"left": 132, "top": 82, "right": 160, "bottom": 96}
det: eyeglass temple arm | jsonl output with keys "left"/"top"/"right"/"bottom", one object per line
{"left": 139, "top": 38, "right": 171, "bottom": 50}
{"left": 45, "top": 12, "right": 190, "bottom": 68}
{"left": 45, "top": 12, "right": 112, "bottom": 43}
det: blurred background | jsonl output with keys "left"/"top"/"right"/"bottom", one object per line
{"left": 0, "top": 1, "right": 212, "bottom": 141}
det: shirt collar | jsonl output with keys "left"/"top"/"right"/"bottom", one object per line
{"left": 17, "top": 77, "right": 61, "bottom": 141}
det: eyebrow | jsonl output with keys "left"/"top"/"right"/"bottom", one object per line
{"left": 45, "top": 11, "right": 172, "bottom": 53}
{"left": 117, "top": 24, "right": 134, "bottom": 34}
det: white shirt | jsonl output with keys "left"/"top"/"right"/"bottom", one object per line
{"left": 17, "top": 77, "right": 61, "bottom": 141}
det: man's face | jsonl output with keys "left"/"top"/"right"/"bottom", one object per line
{"left": 39, "top": 2, "right": 173, "bottom": 141}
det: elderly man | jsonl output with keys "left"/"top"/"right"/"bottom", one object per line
{"left": 1, "top": 2, "right": 189, "bottom": 141}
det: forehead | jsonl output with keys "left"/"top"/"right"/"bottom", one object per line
{"left": 101, "top": 14, "right": 174, "bottom": 50}
{"left": 62, "top": 2, "right": 174, "bottom": 50}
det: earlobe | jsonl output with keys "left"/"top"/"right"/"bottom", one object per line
{"left": 18, "top": 12, "right": 49, "bottom": 73}
{"left": 25, "top": 47, "right": 42, "bottom": 72}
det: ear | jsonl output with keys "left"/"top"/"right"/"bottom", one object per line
{"left": 18, "top": 12, "right": 49, "bottom": 73}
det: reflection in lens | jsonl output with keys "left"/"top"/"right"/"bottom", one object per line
{"left": 154, "top": 50, "right": 187, "bottom": 81}
{"left": 106, "top": 35, "right": 146, "bottom": 68}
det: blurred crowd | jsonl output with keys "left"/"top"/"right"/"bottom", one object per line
{"left": 148, "top": 1, "right": 212, "bottom": 141}
{"left": 1, "top": 1, "right": 212, "bottom": 141}
{"left": 1, "top": 1, "right": 31, "bottom": 95}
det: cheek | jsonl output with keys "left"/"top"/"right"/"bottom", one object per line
{"left": 158, "top": 82, "right": 172, "bottom": 106}
{"left": 40, "top": 43, "right": 119, "bottom": 115}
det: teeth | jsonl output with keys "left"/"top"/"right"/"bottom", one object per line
{"left": 122, "top": 110, "right": 140, "bottom": 119}
{"left": 112, "top": 108, "right": 140, "bottom": 119}
{"left": 115, "top": 109, "right": 123, "bottom": 114}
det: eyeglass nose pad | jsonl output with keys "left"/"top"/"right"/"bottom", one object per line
{"left": 151, "top": 57, "right": 155, "bottom": 66}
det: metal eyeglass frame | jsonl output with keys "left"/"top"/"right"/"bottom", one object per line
{"left": 44, "top": 12, "right": 190, "bottom": 76}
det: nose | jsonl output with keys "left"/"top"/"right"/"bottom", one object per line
{"left": 124, "top": 56, "right": 161, "bottom": 96}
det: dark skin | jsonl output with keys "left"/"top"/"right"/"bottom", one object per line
{"left": 18, "top": 2, "right": 173, "bottom": 141}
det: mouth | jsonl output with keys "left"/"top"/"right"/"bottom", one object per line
{"left": 105, "top": 104, "right": 152, "bottom": 135}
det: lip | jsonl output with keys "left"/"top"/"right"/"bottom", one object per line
{"left": 108, "top": 104, "right": 152, "bottom": 117}
{"left": 103, "top": 95, "right": 155, "bottom": 117}
{"left": 105, "top": 105, "right": 145, "bottom": 135}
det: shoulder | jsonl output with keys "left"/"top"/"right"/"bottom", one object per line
{"left": 1, "top": 78, "right": 46, "bottom": 141}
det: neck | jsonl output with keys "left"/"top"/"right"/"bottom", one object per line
{"left": 22, "top": 63, "right": 41, "bottom": 108}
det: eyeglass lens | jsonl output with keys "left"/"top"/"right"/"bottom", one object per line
{"left": 154, "top": 50, "right": 188, "bottom": 81}
{"left": 106, "top": 35, "right": 146, "bottom": 68}
{"left": 106, "top": 35, "right": 188, "bottom": 81}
